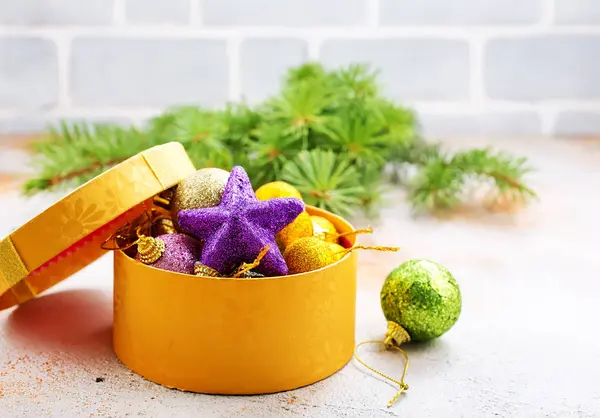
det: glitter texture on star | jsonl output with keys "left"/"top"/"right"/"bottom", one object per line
{"left": 178, "top": 166, "right": 305, "bottom": 276}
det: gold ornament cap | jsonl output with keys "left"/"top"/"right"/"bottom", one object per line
{"left": 194, "top": 263, "right": 221, "bottom": 277}
{"left": 311, "top": 215, "right": 338, "bottom": 243}
{"left": 0, "top": 142, "right": 196, "bottom": 311}
{"left": 152, "top": 217, "right": 177, "bottom": 236}
{"left": 384, "top": 321, "right": 411, "bottom": 347}
{"left": 137, "top": 236, "right": 166, "bottom": 264}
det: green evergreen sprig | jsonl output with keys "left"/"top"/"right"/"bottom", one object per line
{"left": 22, "top": 62, "right": 536, "bottom": 216}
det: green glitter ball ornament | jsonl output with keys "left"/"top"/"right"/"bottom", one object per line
{"left": 380, "top": 260, "right": 461, "bottom": 345}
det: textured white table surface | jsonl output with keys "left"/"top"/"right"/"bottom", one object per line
{"left": 0, "top": 137, "right": 599, "bottom": 418}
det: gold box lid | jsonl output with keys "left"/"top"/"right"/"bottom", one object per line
{"left": 0, "top": 142, "right": 196, "bottom": 310}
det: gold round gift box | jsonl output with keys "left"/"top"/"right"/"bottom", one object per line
{"left": 113, "top": 206, "right": 358, "bottom": 395}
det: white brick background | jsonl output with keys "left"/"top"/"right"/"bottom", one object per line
{"left": 0, "top": 0, "right": 599, "bottom": 137}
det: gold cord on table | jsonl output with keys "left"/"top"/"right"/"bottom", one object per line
{"left": 353, "top": 322, "right": 411, "bottom": 408}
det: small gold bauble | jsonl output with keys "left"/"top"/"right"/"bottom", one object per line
{"left": 137, "top": 236, "right": 166, "bottom": 264}
{"left": 152, "top": 217, "right": 177, "bottom": 236}
{"left": 283, "top": 237, "right": 340, "bottom": 274}
{"left": 171, "top": 168, "right": 230, "bottom": 230}
{"left": 284, "top": 237, "right": 399, "bottom": 274}
{"left": 194, "top": 262, "right": 221, "bottom": 277}
{"left": 311, "top": 215, "right": 338, "bottom": 243}
{"left": 276, "top": 211, "right": 313, "bottom": 250}
{"left": 255, "top": 181, "right": 303, "bottom": 201}
{"left": 237, "top": 270, "right": 265, "bottom": 278}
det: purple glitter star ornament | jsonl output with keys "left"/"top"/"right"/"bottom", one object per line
{"left": 178, "top": 166, "right": 305, "bottom": 277}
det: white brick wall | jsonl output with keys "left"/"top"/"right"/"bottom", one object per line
{"left": 1, "top": 0, "right": 599, "bottom": 137}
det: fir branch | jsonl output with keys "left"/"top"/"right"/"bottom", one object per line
{"left": 452, "top": 148, "right": 535, "bottom": 195}
{"left": 356, "top": 163, "right": 388, "bottom": 217}
{"left": 284, "top": 62, "right": 328, "bottom": 87}
{"left": 408, "top": 148, "right": 536, "bottom": 211}
{"left": 319, "top": 99, "right": 389, "bottom": 168}
{"left": 24, "top": 122, "right": 151, "bottom": 194}
{"left": 245, "top": 124, "right": 302, "bottom": 188}
{"left": 262, "top": 76, "right": 332, "bottom": 142}
{"left": 217, "top": 104, "right": 263, "bottom": 148}
{"left": 22, "top": 61, "right": 536, "bottom": 217}
{"left": 409, "top": 156, "right": 465, "bottom": 210}
{"left": 329, "top": 63, "right": 380, "bottom": 100}
{"left": 369, "top": 98, "right": 417, "bottom": 147}
{"left": 281, "top": 149, "right": 365, "bottom": 217}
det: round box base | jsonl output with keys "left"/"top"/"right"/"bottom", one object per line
{"left": 113, "top": 207, "right": 358, "bottom": 394}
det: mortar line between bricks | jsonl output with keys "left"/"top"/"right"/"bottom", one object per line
{"left": 3, "top": 102, "right": 600, "bottom": 122}
{"left": 540, "top": 108, "right": 559, "bottom": 136}
{"left": 2, "top": 102, "right": 600, "bottom": 117}
{"left": 541, "top": 0, "right": 556, "bottom": 27}
{"left": 113, "top": 0, "right": 126, "bottom": 25}
{"left": 189, "top": 0, "right": 201, "bottom": 25}
{"left": 411, "top": 101, "right": 600, "bottom": 113}
{"left": 365, "top": 0, "right": 379, "bottom": 27}
{"left": 307, "top": 35, "right": 322, "bottom": 61}
{"left": 228, "top": 35, "right": 242, "bottom": 101}
{"left": 469, "top": 37, "right": 486, "bottom": 104}
{"left": 55, "top": 34, "right": 72, "bottom": 109}
{"left": 0, "top": 108, "right": 164, "bottom": 119}
{"left": 2, "top": 25, "right": 600, "bottom": 39}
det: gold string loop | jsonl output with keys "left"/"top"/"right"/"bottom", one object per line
{"left": 353, "top": 340, "right": 410, "bottom": 408}
{"left": 327, "top": 227, "right": 373, "bottom": 240}
{"left": 101, "top": 227, "right": 143, "bottom": 251}
{"left": 101, "top": 211, "right": 155, "bottom": 251}
{"left": 354, "top": 322, "right": 411, "bottom": 408}
{"left": 337, "top": 245, "right": 400, "bottom": 259}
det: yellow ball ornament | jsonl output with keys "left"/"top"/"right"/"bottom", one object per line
{"left": 311, "top": 215, "right": 338, "bottom": 243}
{"left": 255, "top": 181, "right": 302, "bottom": 201}
{"left": 276, "top": 211, "right": 313, "bottom": 250}
{"left": 284, "top": 237, "right": 338, "bottom": 274}
{"left": 326, "top": 242, "right": 346, "bottom": 261}
{"left": 284, "top": 237, "right": 401, "bottom": 275}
